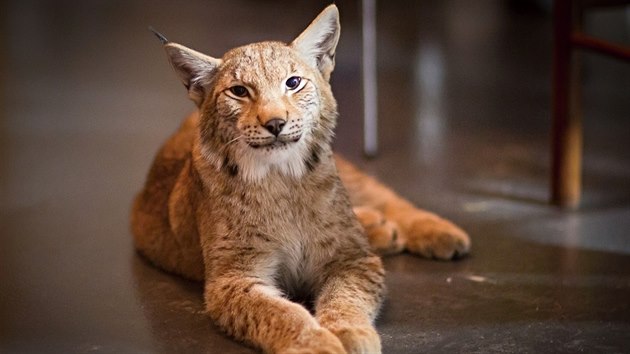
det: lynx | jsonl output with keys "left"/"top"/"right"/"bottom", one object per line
{"left": 131, "top": 5, "right": 470, "bottom": 353}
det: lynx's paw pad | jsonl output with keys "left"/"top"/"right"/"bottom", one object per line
{"left": 354, "top": 207, "right": 405, "bottom": 255}
{"left": 405, "top": 216, "right": 470, "bottom": 260}
{"left": 281, "top": 328, "right": 347, "bottom": 354}
{"left": 328, "top": 325, "right": 381, "bottom": 354}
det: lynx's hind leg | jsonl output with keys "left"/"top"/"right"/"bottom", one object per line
{"left": 353, "top": 207, "right": 405, "bottom": 255}
{"left": 387, "top": 207, "right": 470, "bottom": 260}
{"left": 336, "top": 155, "right": 471, "bottom": 260}
{"left": 131, "top": 113, "right": 205, "bottom": 281}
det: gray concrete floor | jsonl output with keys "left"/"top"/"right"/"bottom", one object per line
{"left": 2, "top": 0, "right": 630, "bottom": 353}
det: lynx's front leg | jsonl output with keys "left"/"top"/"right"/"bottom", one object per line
{"left": 316, "top": 255, "right": 386, "bottom": 354}
{"left": 336, "top": 155, "right": 471, "bottom": 259}
{"left": 205, "top": 274, "right": 345, "bottom": 354}
{"left": 202, "top": 232, "right": 345, "bottom": 354}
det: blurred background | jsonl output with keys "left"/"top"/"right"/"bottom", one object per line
{"left": 1, "top": 0, "right": 630, "bottom": 353}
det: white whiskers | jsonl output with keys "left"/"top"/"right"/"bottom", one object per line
{"left": 221, "top": 135, "right": 244, "bottom": 152}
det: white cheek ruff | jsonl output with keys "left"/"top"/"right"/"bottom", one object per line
{"left": 236, "top": 137, "right": 310, "bottom": 183}
{"left": 200, "top": 139, "right": 309, "bottom": 182}
{"left": 200, "top": 144, "right": 224, "bottom": 171}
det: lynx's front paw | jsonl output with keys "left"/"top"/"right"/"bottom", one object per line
{"left": 281, "top": 327, "right": 347, "bottom": 354}
{"left": 354, "top": 207, "right": 405, "bottom": 255}
{"left": 328, "top": 325, "right": 381, "bottom": 354}
{"left": 404, "top": 215, "right": 470, "bottom": 260}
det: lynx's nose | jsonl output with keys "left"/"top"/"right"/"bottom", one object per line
{"left": 263, "top": 118, "right": 286, "bottom": 137}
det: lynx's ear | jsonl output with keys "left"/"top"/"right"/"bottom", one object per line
{"left": 150, "top": 28, "right": 222, "bottom": 106}
{"left": 291, "top": 5, "right": 340, "bottom": 81}
{"left": 164, "top": 43, "right": 222, "bottom": 106}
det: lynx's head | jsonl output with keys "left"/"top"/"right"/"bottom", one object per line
{"left": 155, "top": 5, "right": 341, "bottom": 182}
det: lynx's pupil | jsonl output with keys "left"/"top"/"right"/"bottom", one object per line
{"left": 230, "top": 86, "right": 248, "bottom": 97}
{"left": 286, "top": 76, "right": 301, "bottom": 90}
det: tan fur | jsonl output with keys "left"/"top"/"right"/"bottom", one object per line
{"left": 132, "top": 5, "right": 469, "bottom": 353}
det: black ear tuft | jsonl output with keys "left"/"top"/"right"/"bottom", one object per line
{"left": 148, "top": 26, "right": 169, "bottom": 45}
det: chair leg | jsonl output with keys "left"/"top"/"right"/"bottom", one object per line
{"left": 362, "top": 0, "right": 378, "bottom": 157}
{"left": 551, "top": 0, "right": 583, "bottom": 208}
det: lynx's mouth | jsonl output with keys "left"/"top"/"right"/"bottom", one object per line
{"left": 248, "top": 133, "right": 302, "bottom": 150}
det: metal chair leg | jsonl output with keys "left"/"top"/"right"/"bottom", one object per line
{"left": 362, "top": 0, "right": 378, "bottom": 157}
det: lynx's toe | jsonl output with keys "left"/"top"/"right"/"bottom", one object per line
{"left": 328, "top": 325, "right": 381, "bottom": 354}
{"left": 281, "top": 328, "right": 347, "bottom": 354}
{"left": 405, "top": 217, "right": 470, "bottom": 260}
{"left": 354, "top": 207, "right": 405, "bottom": 255}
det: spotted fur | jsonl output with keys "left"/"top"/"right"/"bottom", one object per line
{"left": 132, "top": 5, "right": 470, "bottom": 353}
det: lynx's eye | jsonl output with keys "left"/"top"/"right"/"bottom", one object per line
{"left": 285, "top": 76, "right": 302, "bottom": 90}
{"left": 229, "top": 85, "right": 249, "bottom": 98}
